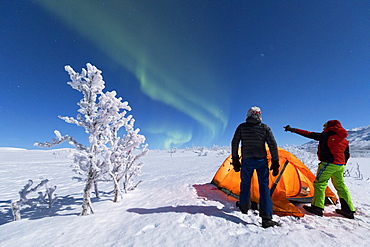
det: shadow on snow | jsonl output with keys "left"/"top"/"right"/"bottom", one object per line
{"left": 127, "top": 183, "right": 257, "bottom": 226}
{"left": 0, "top": 195, "right": 83, "bottom": 225}
{"left": 0, "top": 191, "right": 113, "bottom": 226}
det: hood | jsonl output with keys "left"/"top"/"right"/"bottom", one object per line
{"left": 324, "top": 120, "right": 348, "bottom": 138}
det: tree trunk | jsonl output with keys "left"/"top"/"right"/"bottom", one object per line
{"left": 81, "top": 173, "right": 95, "bottom": 216}
{"left": 111, "top": 172, "right": 121, "bottom": 203}
{"left": 11, "top": 201, "right": 21, "bottom": 221}
{"left": 113, "top": 182, "right": 120, "bottom": 203}
{"left": 94, "top": 181, "right": 99, "bottom": 198}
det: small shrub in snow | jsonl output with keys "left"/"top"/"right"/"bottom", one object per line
{"left": 344, "top": 168, "right": 351, "bottom": 177}
{"left": 168, "top": 147, "right": 177, "bottom": 157}
{"left": 193, "top": 147, "right": 208, "bottom": 156}
{"left": 35, "top": 63, "right": 148, "bottom": 215}
{"left": 344, "top": 162, "right": 364, "bottom": 180}
{"left": 354, "top": 163, "right": 364, "bottom": 180}
{"left": 11, "top": 179, "right": 57, "bottom": 221}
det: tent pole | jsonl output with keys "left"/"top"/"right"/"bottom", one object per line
{"left": 270, "top": 159, "right": 290, "bottom": 196}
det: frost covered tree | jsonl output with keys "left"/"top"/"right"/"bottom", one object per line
{"left": 11, "top": 179, "right": 57, "bottom": 221}
{"left": 35, "top": 63, "right": 148, "bottom": 215}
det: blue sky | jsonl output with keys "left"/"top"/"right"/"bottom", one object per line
{"left": 1, "top": 1, "right": 369, "bottom": 150}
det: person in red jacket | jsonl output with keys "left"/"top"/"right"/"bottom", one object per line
{"left": 284, "top": 120, "right": 355, "bottom": 219}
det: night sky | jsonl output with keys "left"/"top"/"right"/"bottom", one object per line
{"left": 1, "top": 1, "right": 369, "bottom": 150}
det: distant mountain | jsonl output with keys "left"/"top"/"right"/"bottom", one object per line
{"left": 347, "top": 126, "right": 370, "bottom": 149}
{"left": 300, "top": 125, "right": 370, "bottom": 157}
{"left": 0, "top": 147, "right": 27, "bottom": 151}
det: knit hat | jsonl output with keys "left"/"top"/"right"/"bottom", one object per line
{"left": 246, "top": 106, "right": 262, "bottom": 120}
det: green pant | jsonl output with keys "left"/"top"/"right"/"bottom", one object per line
{"left": 312, "top": 162, "right": 355, "bottom": 211}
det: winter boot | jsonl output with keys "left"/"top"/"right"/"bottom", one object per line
{"left": 336, "top": 198, "right": 355, "bottom": 219}
{"left": 251, "top": 201, "right": 259, "bottom": 210}
{"left": 303, "top": 205, "right": 323, "bottom": 216}
{"left": 236, "top": 201, "right": 250, "bottom": 214}
{"left": 262, "top": 219, "right": 280, "bottom": 228}
{"left": 335, "top": 209, "right": 355, "bottom": 219}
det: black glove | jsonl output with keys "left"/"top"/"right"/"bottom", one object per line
{"left": 270, "top": 160, "right": 280, "bottom": 176}
{"left": 284, "top": 125, "right": 296, "bottom": 132}
{"left": 232, "top": 156, "right": 241, "bottom": 172}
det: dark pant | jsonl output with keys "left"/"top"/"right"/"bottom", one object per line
{"left": 240, "top": 158, "right": 272, "bottom": 219}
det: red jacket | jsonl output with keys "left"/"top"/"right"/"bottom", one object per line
{"left": 295, "top": 120, "right": 350, "bottom": 164}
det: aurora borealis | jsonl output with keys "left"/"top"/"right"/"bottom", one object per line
{"left": 35, "top": 0, "right": 229, "bottom": 149}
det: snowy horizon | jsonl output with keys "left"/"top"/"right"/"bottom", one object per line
{"left": 2, "top": 124, "right": 369, "bottom": 152}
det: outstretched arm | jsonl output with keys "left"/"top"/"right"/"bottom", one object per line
{"left": 284, "top": 125, "right": 324, "bottom": 141}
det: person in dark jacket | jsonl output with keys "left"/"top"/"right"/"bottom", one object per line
{"left": 231, "top": 106, "right": 280, "bottom": 228}
{"left": 284, "top": 120, "right": 355, "bottom": 219}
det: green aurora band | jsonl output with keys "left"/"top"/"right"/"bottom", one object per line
{"left": 36, "top": 0, "right": 229, "bottom": 149}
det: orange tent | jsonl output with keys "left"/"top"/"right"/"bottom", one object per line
{"left": 212, "top": 146, "right": 338, "bottom": 217}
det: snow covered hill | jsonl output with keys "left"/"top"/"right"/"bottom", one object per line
{"left": 300, "top": 125, "right": 370, "bottom": 157}
{"left": 347, "top": 126, "right": 370, "bottom": 150}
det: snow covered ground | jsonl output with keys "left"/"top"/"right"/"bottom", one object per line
{"left": 0, "top": 147, "right": 370, "bottom": 247}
